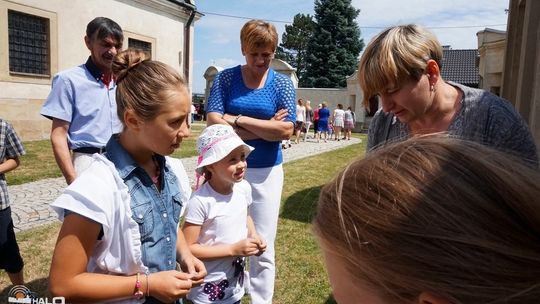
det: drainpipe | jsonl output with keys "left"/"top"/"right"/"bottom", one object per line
{"left": 167, "top": 0, "right": 197, "bottom": 87}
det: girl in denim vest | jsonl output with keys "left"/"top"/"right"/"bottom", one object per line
{"left": 49, "top": 49, "right": 206, "bottom": 303}
{"left": 183, "top": 124, "right": 266, "bottom": 304}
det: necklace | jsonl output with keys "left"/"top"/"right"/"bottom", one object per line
{"left": 151, "top": 154, "right": 160, "bottom": 185}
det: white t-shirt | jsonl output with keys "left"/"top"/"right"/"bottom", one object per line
{"left": 184, "top": 180, "right": 252, "bottom": 304}
{"left": 296, "top": 105, "right": 306, "bottom": 122}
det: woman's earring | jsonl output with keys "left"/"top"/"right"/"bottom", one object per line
{"left": 430, "top": 83, "right": 435, "bottom": 92}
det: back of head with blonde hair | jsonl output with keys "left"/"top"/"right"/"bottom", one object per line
{"left": 112, "top": 48, "right": 189, "bottom": 123}
{"left": 358, "top": 24, "right": 443, "bottom": 107}
{"left": 240, "top": 19, "right": 278, "bottom": 53}
{"left": 313, "top": 136, "right": 540, "bottom": 303}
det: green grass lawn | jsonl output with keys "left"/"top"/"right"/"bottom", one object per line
{"left": 6, "top": 122, "right": 206, "bottom": 185}
{"left": 1, "top": 131, "right": 367, "bottom": 303}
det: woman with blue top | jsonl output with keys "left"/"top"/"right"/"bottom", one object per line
{"left": 316, "top": 102, "right": 330, "bottom": 143}
{"left": 206, "top": 19, "right": 296, "bottom": 304}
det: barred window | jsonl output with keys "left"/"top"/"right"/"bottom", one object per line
{"left": 128, "top": 38, "right": 152, "bottom": 57}
{"left": 8, "top": 10, "right": 50, "bottom": 76}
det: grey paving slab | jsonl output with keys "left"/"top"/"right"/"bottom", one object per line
{"left": 8, "top": 137, "right": 361, "bottom": 233}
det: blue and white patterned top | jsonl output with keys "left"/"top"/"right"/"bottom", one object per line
{"left": 207, "top": 65, "right": 296, "bottom": 168}
{"left": 0, "top": 119, "right": 25, "bottom": 210}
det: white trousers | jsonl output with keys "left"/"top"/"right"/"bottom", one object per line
{"left": 245, "top": 164, "right": 283, "bottom": 304}
{"left": 72, "top": 152, "right": 96, "bottom": 177}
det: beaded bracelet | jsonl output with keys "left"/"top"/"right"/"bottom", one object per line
{"left": 133, "top": 273, "right": 144, "bottom": 299}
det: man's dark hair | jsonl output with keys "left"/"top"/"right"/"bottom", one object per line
{"left": 86, "top": 17, "right": 123, "bottom": 42}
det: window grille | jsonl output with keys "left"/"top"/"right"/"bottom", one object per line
{"left": 128, "top": 38, "right": 152, "bottom": 57}
{"left": 8, "top": 10, "right": 50, "bottom": 76}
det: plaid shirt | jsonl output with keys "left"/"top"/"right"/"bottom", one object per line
{"left": 1, "top": 119, "right": 26, "bottom": 210}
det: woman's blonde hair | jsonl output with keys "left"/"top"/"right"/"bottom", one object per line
{"left": 313, "top": 136, "right": 540, "bottom": 303}
{"left": 240, "top": 19, "right": 278, "bottom": 53}
{"left": 112, "top": 48, "right": 188, "bottom": 123}
{"left": 358, "top": 24, "right": 443, "bottom": 107}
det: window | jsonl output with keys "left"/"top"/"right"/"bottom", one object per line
{"left": 129, "top": 38, "right": 152, "bottom": 57}
{"left": 8, "top": 10, "right": 50, "bottom": 76}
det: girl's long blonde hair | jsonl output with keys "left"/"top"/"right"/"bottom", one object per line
{"left": 314, "top": 136, "right": 540, "bottom": 303}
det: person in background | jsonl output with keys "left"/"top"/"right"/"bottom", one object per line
{"left": 314, "top": 136, "right": 540, "bottom": 304}
{"left": 313, "top": 103, "right": 321, "bottom": 138}
{"left": 48, "top": 49, "right": 206, "bottom": 303}
{"left": 184, "top": 124, "right": 266, "bottom": 304}
{"left": 343, "top": 106, "right": 355, "bottom": 140}
{"left": 316, "top": 102, "right": 330, "bottom": 143}
{"left": 303, "top": 100, "right": 314, "bottom": 141}
{"left": 41, "top": 17, "right": 124, "bottom": 185}
{"left": 205, "top": 19, "right": 296, "bottom": 303}
{"left": 358, "top": 24, "right": 538, "bottom": 165}
{"left": 0, "top": 118, "right": 26, "bottom": 288}
{"left": 332, "top": 104, "right": 345, "bottom": 141}
{"left": 293, "top": 98, "right": 306, "bottom": 144}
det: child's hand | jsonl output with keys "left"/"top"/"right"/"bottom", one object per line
{"left": 178, "top": 253, "right": 207, "bottom": 287}
{"left": 251, "top": 234, "right": 267, "bottom": 256}
{"left": 148, "top": 270, "right": 194, "bottom": 303}
{"left": 232, "top": 238, "right": 263, "bottom": 256}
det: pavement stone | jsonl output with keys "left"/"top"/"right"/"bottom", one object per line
{"left": 8, "top": 136, "right": 361, "bottom": 233}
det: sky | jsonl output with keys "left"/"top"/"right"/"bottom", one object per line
{"left": 191, "top": 0, "right": 510, "bottom": 94}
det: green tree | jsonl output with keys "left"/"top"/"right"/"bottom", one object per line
{"left": 304, "top": 0, "right": 364, "bottom": 88}
{"left": 275, "top": 13, "right": 315, "bottom": 87}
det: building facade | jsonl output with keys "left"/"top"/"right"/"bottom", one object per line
{"left": 0, "top": 0, "right": 200, "bottom": 140}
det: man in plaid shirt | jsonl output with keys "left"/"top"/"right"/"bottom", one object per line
{"left": 0, "top": 118, "right": 26, "bottom": 286}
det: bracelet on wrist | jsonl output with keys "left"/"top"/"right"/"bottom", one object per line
{"left": 133, "top": 273, "right": 144, "bottom": 299}
{"left": 234, "top": 114, "right": 242, "bottom": 127}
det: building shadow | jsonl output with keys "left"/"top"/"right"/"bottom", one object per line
{"left": 280, "top": 186, "right": 322, "bottom": 223}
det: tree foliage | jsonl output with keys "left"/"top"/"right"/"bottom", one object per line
{"left": 275, "top": 14, "right": 315, "bottom": 87}
{"left": 303, "top": 0, "right": 364, "bottom": 88}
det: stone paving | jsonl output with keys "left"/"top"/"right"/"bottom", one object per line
{"left": 8, "top": 136, "right": 362, "bottom": 233}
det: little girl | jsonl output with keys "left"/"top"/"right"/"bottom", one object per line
{"left": 183, "top": 124, "right": 267, "bottom": 304}
{"left": 48, "top": 49, "right": 206, "bottom": 303}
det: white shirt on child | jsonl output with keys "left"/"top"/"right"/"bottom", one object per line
{"left": 50, "top": 154, "right": 191, "bottom": 304}
{"left": 184, "top": 180, "right": 252, "bottom": 304}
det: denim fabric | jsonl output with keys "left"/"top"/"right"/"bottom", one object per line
{"left": 105, "top": 136, "right": 184, "bottom": 273}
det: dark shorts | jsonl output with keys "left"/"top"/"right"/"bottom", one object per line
{"left": 0, "top": 207, "right": 24, "bottom": 273}
{"left": 294, "top": 121, "right": 305, "bottom": 132}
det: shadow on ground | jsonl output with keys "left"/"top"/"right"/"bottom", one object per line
{"left": 0, "top": 277, "right": 49, "bottom": 300}
{"left": 280, "top": 186, "right": 322, "bottom": 223}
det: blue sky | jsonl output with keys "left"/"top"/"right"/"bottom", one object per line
{"left": 192, "top": 0, "right": 509, "bottom": 94}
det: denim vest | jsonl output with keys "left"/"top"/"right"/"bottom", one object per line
{"left": 105, "top": 136, "right": 184, "bottom": 275}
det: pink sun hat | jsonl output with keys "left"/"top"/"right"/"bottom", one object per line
{"left": 195, "top": 124, "right": 254, "bottom": 175}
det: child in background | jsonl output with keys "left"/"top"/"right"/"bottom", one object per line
{"left": 0, "top": 118, "right": 26, "bottom": 287}
{"left": 183, "top": 124, "right": 266, "bottom": 304}
{"left": 48, "top": 49, "right": 206, "bottom": 303}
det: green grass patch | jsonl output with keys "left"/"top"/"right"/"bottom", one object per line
{"left": 6, "top": 122, "right": 206, "bottom": 185}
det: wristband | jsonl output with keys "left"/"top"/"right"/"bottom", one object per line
{"left": 145, "top": 272, "right": 150, "bottom": 297}
{"left": 234, "top": 114, "right": 242, "bottom": 127}
{"left": 133, "top": 273, "right": 144, "bottom": 299}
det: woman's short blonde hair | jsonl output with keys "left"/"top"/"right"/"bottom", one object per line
{"left": 240, "top": 19, "right": 278, "bottom": 53}
{"left": 358, "top": 24, "right": 443, "bottom": 107}
{"left": 314, "top": 135, "right": 540, "bottom": 303}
